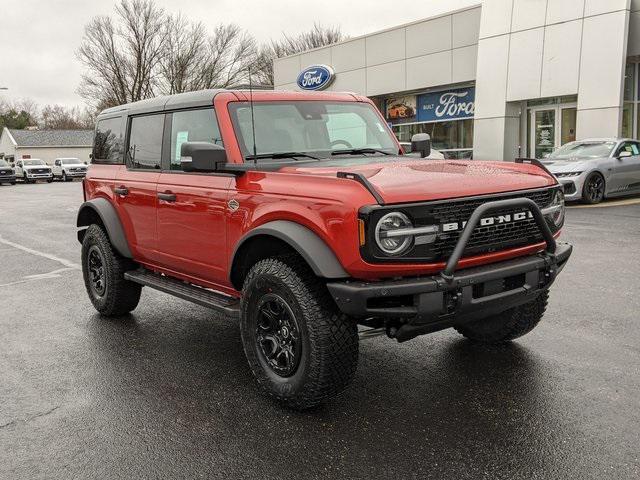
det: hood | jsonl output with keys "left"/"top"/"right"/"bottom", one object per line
{"left": 281, "top": 158, "right": 557, "bottom": 204}
{"left": 540, "top": 158, "right": 599, "bottom": 172}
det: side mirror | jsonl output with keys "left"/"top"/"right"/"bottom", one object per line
{"left": 618, "top": 150, "right": 633, "bottom": 159}
{"left": 411, "top": 133, "right": 431, "bottom": 158}
{"left": 180, "top": 142, "right": 227, "bottom": 172}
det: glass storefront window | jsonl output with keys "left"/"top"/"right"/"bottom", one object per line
{"left": 622, "top": 103, "right": 634, "bottom": 138}
{"left": 624, "top": 64, "right": 636, "bottom": 102}
{"left": 392, "top": 119, "right": 474, "bottom": 158}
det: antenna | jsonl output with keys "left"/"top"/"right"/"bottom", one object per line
{"left": 248, "top": 67, "right": 258, "bottom": 163}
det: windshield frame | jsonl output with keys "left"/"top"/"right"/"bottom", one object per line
{"left": 228, "top": 100, "right": 400, "bottom": 162}
{"left": 22, "top": 159, "right": 46, "bottom": 166}
{"left": 59, "top": 158, "right": 81, "bottom": 165}
{"left": 548, "top": 141, "right": 617, "bottom": 160}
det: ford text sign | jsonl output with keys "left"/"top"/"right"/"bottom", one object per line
{"left": 417, "top": 87, "right": 475, "bottom": 122}
{"left": 296, "top": 65, "right": 335, "bottom": 91}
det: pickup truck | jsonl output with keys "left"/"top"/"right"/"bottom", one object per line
{"left": 77, "top": 89, "right": 572, "bottom": 409}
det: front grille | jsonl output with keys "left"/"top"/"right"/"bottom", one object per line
{"left": 0, "top": 169, "right": 11, "bottom": 176}
{"left": 32, "top": 168, "right": 49, "bottom": 174}
{"left": 428, "top": 189, "right": 553, "bottom": 258}
{"left": 363, "top": 187, "right": 558, "bottom": 263}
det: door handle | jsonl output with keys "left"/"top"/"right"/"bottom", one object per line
{"left": 157, "top": 192, "right": 176, "bottom": 202}
{"left": 114, "top": 186, "right": 129, "bottom": 196}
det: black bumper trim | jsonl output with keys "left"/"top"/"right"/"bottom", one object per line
{"left": 327, "top": 243, "right": 572, "bottom": 339}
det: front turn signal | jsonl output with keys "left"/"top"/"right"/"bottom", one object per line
{"left": 358, "top": 219, "right": 366, "bottom": 246}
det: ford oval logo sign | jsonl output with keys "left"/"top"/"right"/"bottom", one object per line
{"left": 297, "top": 65, "right": 335, "bottom": 91}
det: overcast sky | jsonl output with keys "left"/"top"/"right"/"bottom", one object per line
{"left": 0, "top": 0, "right": 478, "bottom": 109}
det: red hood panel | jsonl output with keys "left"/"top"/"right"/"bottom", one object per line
{"left": 282, "top": 160, "right": 556, "bottom": 204}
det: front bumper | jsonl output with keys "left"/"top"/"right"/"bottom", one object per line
{"left": 0, "top": 173, "right": 16, "bottom": 183}
{"left": 558, "top": 178, "right": 583, "bottom": 200}
{"left": 25, "top": 172, "right": 53, "bottom": 179}
{"left": 328, "top": 243, "right": 571, "bottom": 340}
{"left": 327, "top": 196, "right": 572, "bottom": 342}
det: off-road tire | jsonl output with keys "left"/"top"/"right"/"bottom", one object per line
{"left": 81, "top": 224, "right": 141, "bottom": 316}
{"left": 454, "top": 290, "right": 548, "bottom": 344}
{"left": 240, "top": 257, "right": 358, "bottom": 410}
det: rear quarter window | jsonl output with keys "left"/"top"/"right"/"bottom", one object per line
{"left": 93, "top": 117, "right": 124, "bottom": 164}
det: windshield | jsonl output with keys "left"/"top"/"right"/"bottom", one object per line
{"left": 22, "top": 159, "right": 45, "bottom": 166}
{"left": 229, "top": 101, "right": 398, "bottom": 160}
{"left": 0, "top": 160, "right": 9, "bottom": 167}
{"left": 549, "top": 141, "right": 616, "bottom": 160}
{"left": 60, "top": 158, "right": 80, "bottom": 165}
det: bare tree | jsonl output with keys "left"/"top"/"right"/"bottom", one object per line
{"left": 40, "top": 105, "right": 95, "bottom": 130}
{"left": 157, "top": 15, "right": 209, "bottom": 94}
{"left": 254, "top": 24, "right": 346, "bottom": 85}
{"left": 77, "top": 0, "right": 168, "bottom": 108}
{"left": 158, "top": 21, "right": 256, "bottom": 93}
{"left": 201, "top": 24, "right": 257, "bottom": 88}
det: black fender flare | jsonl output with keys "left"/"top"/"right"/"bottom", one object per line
{"left": 231, "top": 220, "right": 349, "bottom": 280}
{"left": 76, "top": 198, "right": 132, "bottom": 258}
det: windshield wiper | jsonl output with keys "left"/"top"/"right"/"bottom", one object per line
{"left": 245, "top": 151, "right": 321, "bottom": 161}
{"left": 331, "top": 148, "right": 392, "bottom": 156}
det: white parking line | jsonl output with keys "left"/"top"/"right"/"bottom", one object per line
{"left": 0, "top": 235, "right": 80, "bottom": 270}
{"left": 0, "top": 267, "right": 77, "bottom": 288}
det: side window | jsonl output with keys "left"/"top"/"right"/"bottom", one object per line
{"left": 616, "top": 141, "right": 639, "bottom": 156}
{"left": 169, "top": 108, "right": 223, "bottom": 170}
{"left": 127, "top": 114, "right": 164, "bottom": 170}
{"left": 94, "top": 117, "right": 124, "bottom": 163}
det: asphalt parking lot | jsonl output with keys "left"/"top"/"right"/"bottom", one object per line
{"left": 1, "top": 181, "right": 639, "bottom": 479}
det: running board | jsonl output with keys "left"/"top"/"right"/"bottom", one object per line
{"left": 124, "top": 269, "right": 240, "bottom": 318}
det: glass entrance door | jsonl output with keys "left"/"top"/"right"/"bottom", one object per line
{"left": 532, "top": 109, "right": 556, "bottom": 158}
{"left": 529, "top": 104, "right": 577, "bottom": 158}
{"left": 561, "top": 107, "right": 577, "bottom": 145}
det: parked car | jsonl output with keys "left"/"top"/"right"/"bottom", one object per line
{"left": 77, "top": 89, "right": 572, "bottom": 409}
{"left": 52, "top": 158, "right": 88, "bottom": 181}
{"left": 13, "top": 159, "right": 53, "bottom": 183}
{"left": 0, "top": 159, "right": 16, "bottom": 185}
{"left": 541, "top": 138, "right": 640, "bottom": 204}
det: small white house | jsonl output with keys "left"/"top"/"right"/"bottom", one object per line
{"left": 0, "top": 127, "right": 93, "bottom": 166}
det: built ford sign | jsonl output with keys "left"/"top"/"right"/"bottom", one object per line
{"left": 417, "top": 87, "right": 475, "bottom": 122}
{"left": 296, "top": 65, "right": 335, "bottom": 91}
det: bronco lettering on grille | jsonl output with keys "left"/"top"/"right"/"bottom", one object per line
{"left": 442, "top": 211, "right": 534, "bottom": 232}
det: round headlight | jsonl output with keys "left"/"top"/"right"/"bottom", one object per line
{"left": 549, "top": 190, "right": 565, "bottom": 227}
{"left": 375, "top": 212, "right": 413, "bottom": 255}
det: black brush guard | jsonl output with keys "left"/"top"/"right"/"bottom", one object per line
{"left": 327, "top": 198, "right": 572, "bottom": 342}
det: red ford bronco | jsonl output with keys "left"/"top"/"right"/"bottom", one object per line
{"left": 78, "top": 90, "right": 572, "bottom": 409}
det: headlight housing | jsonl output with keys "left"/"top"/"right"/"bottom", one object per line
{"left": 375, "top": 212, "right": 414, "bottom": 256}
{"left": 543, "top": 189, "right": 565, "bottom": 227}
{"left": 554, "top": 172, "right": 583, "bottom": 178}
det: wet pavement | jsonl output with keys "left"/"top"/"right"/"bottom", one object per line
{"left": 1, "top": 181, "right": 639, "bottom": 479}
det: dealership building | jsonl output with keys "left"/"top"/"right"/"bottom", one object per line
{"left": 273, "top": 0, "right": 640, "bottom": 160}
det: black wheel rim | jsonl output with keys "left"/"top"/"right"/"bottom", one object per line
{"left": 87, "top": 246, "right": 106, "bottom": 297}
{"left": 586, "top": 175, "right": 604, "bottom": 202}
{"left": 255, "top": 294, "right": 301, "bottom": 377}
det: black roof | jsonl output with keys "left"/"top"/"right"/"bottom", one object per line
{"left": 8, "top": 129, "right": 93, "bottom": 147}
